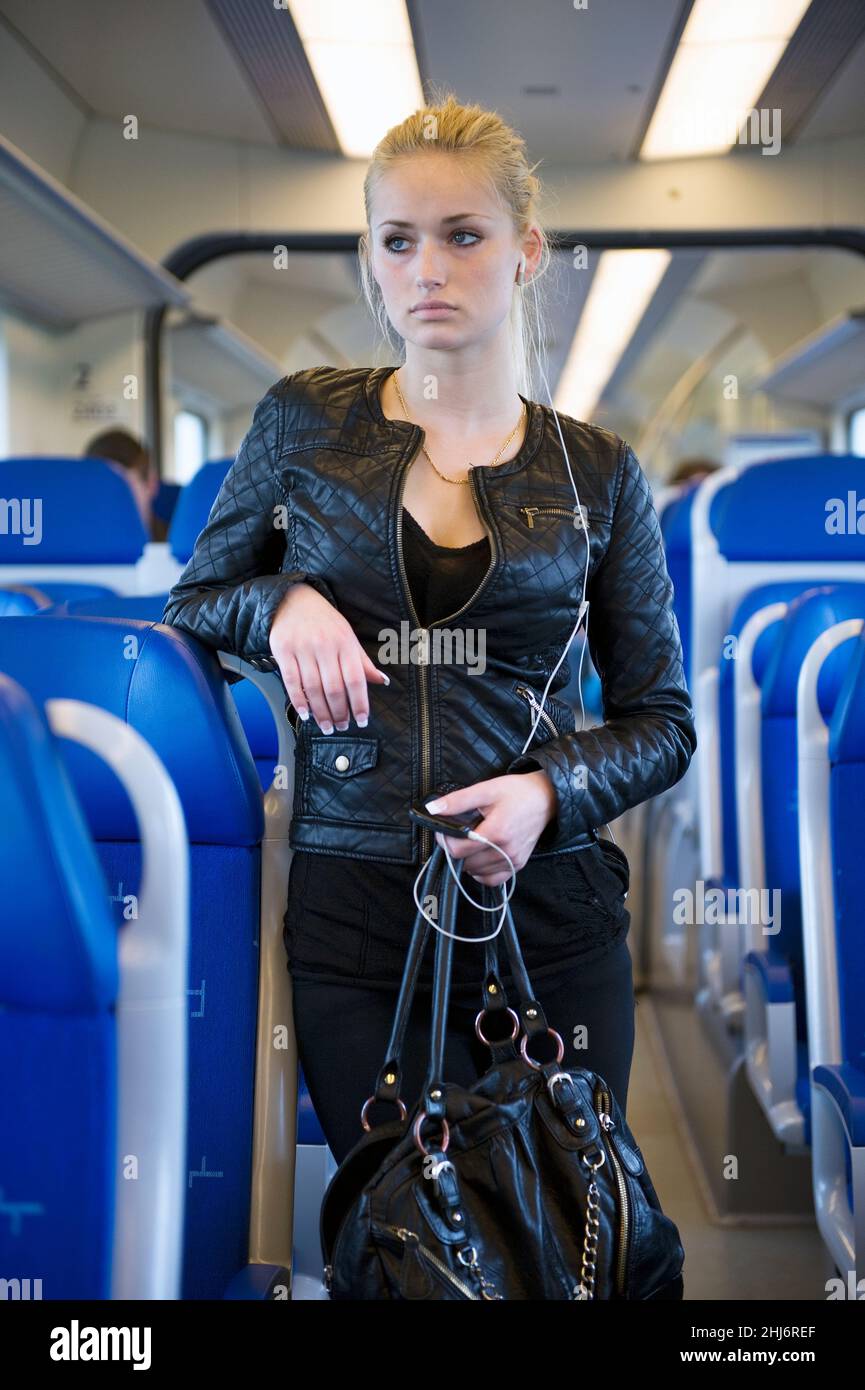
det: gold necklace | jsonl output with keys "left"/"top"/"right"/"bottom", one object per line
{"left": 392, "top": 369, "right": 526, "bottom": 486}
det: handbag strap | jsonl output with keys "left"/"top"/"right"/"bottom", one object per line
{"left": 421, "top": 865, "right": 552, "bottom": 1127}
{"left": 365, "top": 846, "right": 553, "bottom": 1125}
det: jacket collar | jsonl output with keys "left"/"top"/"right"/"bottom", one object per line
{"left": 362, "top": 364, "right": 546, "bottom": 480}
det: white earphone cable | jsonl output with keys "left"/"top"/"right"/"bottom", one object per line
{"left": 417, "top": 260, "right": 609, "bottom": 944}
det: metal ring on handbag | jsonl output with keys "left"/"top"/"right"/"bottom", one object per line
{"left": 360, "top": 1094, "right": 408, "bottom": 1131}
{"left": 474, "top": 1005, "right": 520, "bottom": 1046}
{"left": 413, "top": 1109, "right": 450, "bottom": 1156}
{"left": 457, "top": 1244, "right": 504, "bottom": 1301}
{"left": 520, "top": 1026, "right": 564, "bottom": 1067}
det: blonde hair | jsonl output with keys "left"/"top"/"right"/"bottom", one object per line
{"left": 358, "top": 87, "right": 555, "bottom": 399}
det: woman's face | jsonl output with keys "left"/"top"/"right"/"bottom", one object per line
{"left": 370, "top": 153, "right": 533, "bottom": 352}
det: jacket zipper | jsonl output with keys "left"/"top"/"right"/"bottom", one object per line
{"left": 514, "top": 683, "right": 560, "bottom": 740}
{"left": 395, "top": 447, "right": 498, "bottom": 864}
{"left": 518, "top": 504, "right": 587, "bottom": 529}
{"left": 372, "top": 1222, "right": 481, "bottom": 1299}
{"left": 596, "top": 1088, "right": 629, "bottom": 1295}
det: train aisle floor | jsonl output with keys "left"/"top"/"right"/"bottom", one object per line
{"left": 634, "top": 993, "right": 828, "bottom": 1302}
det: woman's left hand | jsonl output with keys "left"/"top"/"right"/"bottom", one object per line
{"left": 425, "top": 771, "right": 558, "bottom": 885}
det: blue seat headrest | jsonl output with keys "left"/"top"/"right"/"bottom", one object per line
{"left": 660, "top": 487, "right": 697, "bottom": 550}
{"left": 710, "top": 456, "right": 865, "bottom": 561}
{"left": 830, "top": 627, "right": 865, "bottom": 764}
{"left": 727, "top": 582, "right": 840, "bottom": 682}
{"left": 0, "top": 617, "right": 263, "bottom": 844}
{"left": 0, "top": 458, "right": 148, "bottom": 563}
{"left": 761, "top": 584, "right": 865, "bottom": 720}
{"left": 168, "top": 459, "right": 232, "bottom": 564}
{"left": 0, "top": 673, "right": 118, "bottom": 1011}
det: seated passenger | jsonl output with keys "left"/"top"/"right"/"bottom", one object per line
{"left": 82, "top": 428, "right": 168, "bottom": 541}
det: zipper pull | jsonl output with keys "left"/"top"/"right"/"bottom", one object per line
{"left": 520, "top": 506, "right": 538, "bottom": 528}
{"left": 599, "top": 1112, "right": 615, "bottom": 1131}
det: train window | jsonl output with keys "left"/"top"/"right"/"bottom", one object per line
{"left": 849, "top": 405, "right": 865, "bottom": 456}
{"left": 173, "top": 409, "right": 208, "bottom": 485}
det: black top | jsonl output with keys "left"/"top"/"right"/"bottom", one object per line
{"left": 400, "top": 506, "right": 490, "bottom": 626}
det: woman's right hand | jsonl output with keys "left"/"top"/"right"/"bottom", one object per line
{"left": 268, "top": 582, "right": 389, "bottom": 733}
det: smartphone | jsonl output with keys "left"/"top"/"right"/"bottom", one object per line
{"left": 408, "top": 797, "right": 483, "bottom": 839}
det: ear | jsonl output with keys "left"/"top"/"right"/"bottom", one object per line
{"left": 520, "top": 228, "right": 543, "bottom": 278}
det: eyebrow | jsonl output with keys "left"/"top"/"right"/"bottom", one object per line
{"left": 376, "top": 213, "right": 494, "bottom": 229}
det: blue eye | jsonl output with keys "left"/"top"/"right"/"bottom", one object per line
{"left": 382, "top": 229, "right": 481, "bottom": 254}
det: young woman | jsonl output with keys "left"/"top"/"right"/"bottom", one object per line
{"left": 163, "top": 93, "right": 696, "bottom": 1167}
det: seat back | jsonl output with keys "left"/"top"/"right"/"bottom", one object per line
{"left": 660, "top": 483, "right": 699, "bottom": 690}
{"left": 692, "top": 455, "right": 865, "bottom": 880}
{"left": 692, "top": 454, "right": 865, "bottom": 718}
{"left": 828, "top": 632, "right": 865, "bottom": 1076}
{"left": 36, "top": 593, "right": 282, "bottom": 794}
{"left": 0, "top": 617, "right": 264, "bottom": 1299}
{"left": 0, "top": 457, "right": 148, "bottom": 592}
{"left": 753, "top": 584, "right": 865, "bottom": 994}
{"left": 0, "top": 674, "right": 118, "bottom": 1299}
{"left": 168, "top": 459, "right": 232, "bottom": 564}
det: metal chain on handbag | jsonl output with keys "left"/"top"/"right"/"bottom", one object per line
{"left": 572, "top": 1154, "right": 605, "bottom": 1299}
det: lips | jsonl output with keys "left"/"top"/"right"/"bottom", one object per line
{"left": 411, "top": 302, "right": 455, "bottom": 311}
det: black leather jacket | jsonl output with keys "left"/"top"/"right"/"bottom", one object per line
{"left": 162, "top": 365, "right": 696, "bottom": 866}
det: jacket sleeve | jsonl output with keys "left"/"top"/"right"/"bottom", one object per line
{"left": 506, "top": 439, "right": 697, "bottom": 849}
{"left": 161, "top": 382, "right": 336, "bottom": 670}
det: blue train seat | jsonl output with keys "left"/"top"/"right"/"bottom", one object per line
{"left": 692, "top": 454, "right": 865, "bottom": 886}
{"left": 0, "top": 617, "right": 273, "bottom": 1299}
{"left": 167, "top": 458, "right": 232, "bottom": 564}
{"left": 741, "top": 584, "right": 865, "bottom": 1147}
{"left": 0, "top": 674, "right": 119, "bottom": 1299}
{"left": 659, "top": 482, "right": 699, "bottom": 690}
{"left": 798, "top": 624, "right": 865, "bottom": 1275}
{"left": 34, "top": 591, "right": 287, "bottom": 797}
{"left": 0, "top": 457, "right": 148, "bottom": 593}
{"left": 702, "top": 581, "right": 838, "bottom": 1017}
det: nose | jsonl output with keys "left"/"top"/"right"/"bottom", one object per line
{"left": 415, "top": 239, "right": 447, "bottom": 287}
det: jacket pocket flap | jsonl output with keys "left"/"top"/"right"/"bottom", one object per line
{"left": 310, "top": 734, "right": 380, "bottom": 778}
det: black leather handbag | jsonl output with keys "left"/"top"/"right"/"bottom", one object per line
{"left": 319, "top": 844, "right": 685, "bottom": 1300}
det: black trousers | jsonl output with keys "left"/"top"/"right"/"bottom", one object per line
{"left": 285, "top": 848, "right": 637, "bottom": 1167}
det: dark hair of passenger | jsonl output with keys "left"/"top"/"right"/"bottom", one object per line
{"left": 667, "top": 457, "right": 720, "bottom": 485}
{"left": 83, "top": 428, "right": 151, "bottom": 478}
